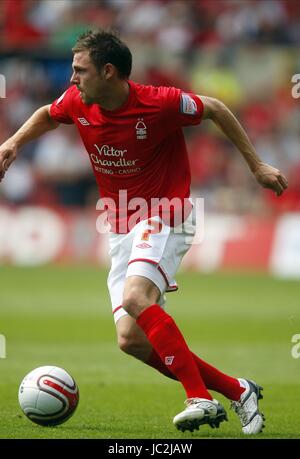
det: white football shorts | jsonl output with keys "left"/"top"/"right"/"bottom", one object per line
{"left": 107, "top": 205, "right": 196, "bottom": 323}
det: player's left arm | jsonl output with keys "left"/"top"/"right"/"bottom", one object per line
{"left": 199, "top": 95, "right": 288, "bottom": 196}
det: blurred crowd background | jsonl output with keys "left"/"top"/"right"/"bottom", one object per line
{"left": 1, "top": 0, "right": 300, "bottom": 215}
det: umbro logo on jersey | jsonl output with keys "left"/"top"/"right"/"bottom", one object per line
{"left": 136, "top": 242, "right": 152, "bottom": 249}
{"left": 78, "top": 117, "right": 90, "bottom": 125}
{"left": 165, "top": 356, "right": 175, "bottom": 365}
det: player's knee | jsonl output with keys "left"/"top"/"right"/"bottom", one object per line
{"left": 118, "top": 334, "right": 134, "bottom": 354}
{"left": 122, "top": 287, "right": 151, "bottom": 318}
{"left": 117, "top": 332, "right": 142, "bottom": 356}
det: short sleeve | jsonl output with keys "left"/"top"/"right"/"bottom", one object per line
{"left": 49, "top": 86, "right": 75, "bottom": 125}
{"left": 160, "top": 86, "right": 203, "bottom": 131}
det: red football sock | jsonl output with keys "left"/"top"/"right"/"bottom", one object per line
{"left": 146, "top": 349, "right": 244, "bottom": 401}
{"left": 136, "top": 304, "right": 212, "bottom": 400}
{"left": 147, "top": 349, "right": 177, "bottom": 380}
{"left": 191, "top": 353, "right": 245, "bottom": 401}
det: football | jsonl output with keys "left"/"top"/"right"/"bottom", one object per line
{"left": 18, "top": 366, "right": 79, "bottom": 426}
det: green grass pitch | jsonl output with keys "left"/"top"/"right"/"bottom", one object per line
{"left": 0, "top": 266, "right": 299, "bottom": 439}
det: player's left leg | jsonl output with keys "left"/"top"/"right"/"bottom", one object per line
{"left": 230, "top": 379, "right": 265, "bottom": 434}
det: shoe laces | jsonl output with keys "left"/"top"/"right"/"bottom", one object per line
{"left": 185, "top": 398, "right": 202, "bottom": 407}
{"left": 185, "top": 398, "right": 213, "bottom": 407}
{"left": 231, "top": 400, "right": 249, "bottom": 425}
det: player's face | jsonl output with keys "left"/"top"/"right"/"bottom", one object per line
{"left": 70, "top": 51, "right": 107, "bottom": 104}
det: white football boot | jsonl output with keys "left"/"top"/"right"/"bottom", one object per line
{"left": 231, "top": 378, "right": 265, "bottom": 434}
{"left": 173, "top": 398, "right": 228, "bottom": 432}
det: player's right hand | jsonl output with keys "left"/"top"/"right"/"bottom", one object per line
{"left": 0, "top": 141, "right": 17, "bottom": 183}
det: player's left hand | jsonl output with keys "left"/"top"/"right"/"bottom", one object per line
{"left": 0, "top": 141, "right": 17, "bottom": 183}
{"left": 254, "top": 163, "right": 288, "bottom": 196}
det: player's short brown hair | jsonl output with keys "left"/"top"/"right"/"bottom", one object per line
{"left": 72, "top": 30, "right": 132, "bottom": 79}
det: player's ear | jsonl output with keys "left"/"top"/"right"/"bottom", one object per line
{"left": 103, "top": 63, "right": 116, "bottom": 80}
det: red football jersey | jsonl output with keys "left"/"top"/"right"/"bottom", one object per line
{"left": 50, "top": 81, "right": 203, "bottom": 232}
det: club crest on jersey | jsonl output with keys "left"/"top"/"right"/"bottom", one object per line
{"left": 180, "top": 94, "right": 197, "bottom": 115}
{"left": 136, "top": 118, "right": 147, "bottom": 140}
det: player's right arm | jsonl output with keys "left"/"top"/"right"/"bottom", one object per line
{"left": 0, "top": 105, "right": 59, "bottom": 183}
